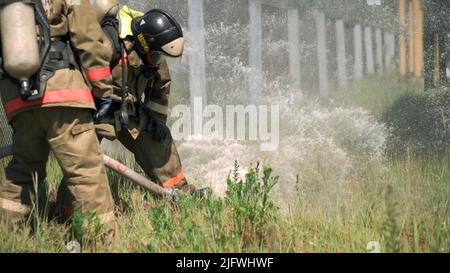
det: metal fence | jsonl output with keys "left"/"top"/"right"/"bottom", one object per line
{"left": 0, "top": 102, "right": 12, "bottom": 147}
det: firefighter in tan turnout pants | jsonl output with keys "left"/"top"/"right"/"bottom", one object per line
{"left": 59, "top": 3, "right": 210, "bottom": 198}
{"left": 0, "top": 0, "right": 117, "bottom": 239}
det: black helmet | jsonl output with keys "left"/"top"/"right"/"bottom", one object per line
{"left": 131, "top": 9, "right": 184, "bottom": 59}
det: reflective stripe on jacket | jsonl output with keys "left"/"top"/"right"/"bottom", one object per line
{"left": 0, "top": 0, "right": 113, "bottom": 120}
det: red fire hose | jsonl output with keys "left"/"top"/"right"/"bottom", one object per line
{"left": 0, "top": 144, "right": 175, "bottom": 199}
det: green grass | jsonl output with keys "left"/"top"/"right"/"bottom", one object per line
{"left": 329, "top": 74, "right": 423, "bottom": 117}
{"left": 0, "top": 75, "right": 449, "bottom": 253}
{"left": 1, "top": 153, "right": 448, "bottom": 253}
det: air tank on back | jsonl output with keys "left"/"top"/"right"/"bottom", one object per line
{"left": 0, "top": 1, "right": 40, "bottom": 92}
{"left": 92, "top": 0, "right": 119, "bottom": 23}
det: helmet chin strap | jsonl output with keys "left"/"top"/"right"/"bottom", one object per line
{"left": 145, "top": 51, "right": 165, "bottom": 67}
{"left": 125, "top": 39, "right": 136, "bottom": 54}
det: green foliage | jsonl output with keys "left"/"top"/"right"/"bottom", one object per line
{"left": 71, "top": 210, "right": 107, "bottom": 251}
{"left": 382, "top": 89, "right": 450, "bottom": 157}
{"left": 382, "top": 185, "right": 401, "bottom": 253}
{"left": 0, "top": 157, "right": 449, "bottom": 253}
{"left": 226, "top": 161, "right": 279, "bottom": 248}
{"left": 423, "top": 0, "right": 450, "bottom": 32}
{"left": 0, "top": 77, "right": 448, "bottom": 253}
{"left": 141, "top": 161, "right": 280, "bottom": 252}
{"left": 331, "top": 74, "right": 422, "bottom": 117}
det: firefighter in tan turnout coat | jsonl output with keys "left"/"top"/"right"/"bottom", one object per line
{"left": 58, "top": 3, "right": 210, "bottom": 201}
{"left": 0, "top": 0, "right": 116, "bottom": 236}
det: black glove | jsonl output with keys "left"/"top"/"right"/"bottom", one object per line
{"left": 0, "top": 57, "right": 5, "bottom": 79}
{"left": 146, "top": 118, "right": 170, "bottom": 142}
{"left": 142, "top": 64, "right": 158, "bottom": 78}
{"left": 94, "top": 96, "right": 113, "bottom": 122}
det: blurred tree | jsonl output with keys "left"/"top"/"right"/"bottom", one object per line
{"left": 267, "top": 0, "right": 400, "bottom": 32}
{"left": 423, "top": 0, "right": 450, "bottom": 90}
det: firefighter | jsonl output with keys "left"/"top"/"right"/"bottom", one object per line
{"left": 0, "top": 0, "right": 116, "bottom": 240}
{"left": 76, "top": 3, "right": 210, "bottom": 196}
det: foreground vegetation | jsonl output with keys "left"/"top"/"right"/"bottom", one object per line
{"left": 0, "top": 75, "right": 448, "bottom": 253}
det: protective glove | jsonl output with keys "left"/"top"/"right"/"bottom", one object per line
{"left": 0, "top": 57, "right": 5, "bottom": 79}
{"left": 146, "top": 118, "right": 170, "bottom": 142}
{"left": 142, "top": 64, "right": 158, "bottom": 78}
{"left": 94, "top": 96, "right": 113, "bottom": 122}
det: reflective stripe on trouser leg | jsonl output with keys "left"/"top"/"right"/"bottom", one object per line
{"left": 162, "top": 171, "right": 186, "bottom": 188}
{"left": 0, "top": 197, "right": 31, "bottom": 224}
{"left": 0, "top": 197, "right": 31, "bottom": 215}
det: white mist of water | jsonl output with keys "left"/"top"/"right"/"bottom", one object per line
{"left": 384, "top": 32, "right": 396, "bottom": 69}
{"left": 314, "top": 11, "right": 329, "bottom": 97}
{"left": 178, "top": 90, "right": 388, "bottom": 203}
{"left": 187, "top": 0, "right": 207, "bottom": 106}
{"left": 175, "top": 7, "right": 389, "bottom": 204}
{"left": 365, "top": 26, "right": 375, "bottom": 74}
{"left": 353, "top": 24, "right": 364, "bottom": 78}
{"left": 336, "top": 20, "right": 347, "bottom": 86}
{"left": 117, "top": 1, "right": 390, "bottom": 206}
{"left": 376, "top": 28, "right": 384, "bottom": 74}
{"left": 288, "top": 9, "right": 301, "bottom": 91}
{"left": 248, "top": 0, "right": 263, "bottom": 104}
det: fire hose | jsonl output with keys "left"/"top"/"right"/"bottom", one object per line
{"left": 0, "top": 144, "right": 176, "bottom": 199}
